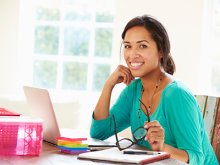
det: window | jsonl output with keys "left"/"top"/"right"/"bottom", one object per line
{"left": 200, "top": 0, "right": 220, "bottom": 95}
{"left": 19, "top": 0, "right": 115, "bottom": 93}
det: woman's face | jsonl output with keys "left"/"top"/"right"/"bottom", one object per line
{"left": 123, "top": 26, "right": 161, "bottom": 78}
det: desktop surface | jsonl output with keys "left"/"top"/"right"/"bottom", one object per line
{"left": 0, "top": 142, "right": 187, "bottom": 165}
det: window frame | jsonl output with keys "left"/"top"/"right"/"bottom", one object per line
{"left": 18, "top": 0, "right": 116, "bottom": 96}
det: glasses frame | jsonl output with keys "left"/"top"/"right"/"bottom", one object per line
{"left": 113, "top": 115, "right": 146, "bottom": 151}
{"left": 139, "top": 99, "right": 151, "bottom": 123}
{"left": 112, "top": 100, "right": 151, "bottom": 151}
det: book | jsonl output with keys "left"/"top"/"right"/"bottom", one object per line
{"left": 0, "top": 107, "right": 20, "bottom": 116}
{"left": 57, "top": 136, "right": 89, "bottom": 154}
{"left": 77, "top": 147, "right": 170, "bottom": 165}
{"left": 86, "top": 138, "right": 117, "bottom": 151}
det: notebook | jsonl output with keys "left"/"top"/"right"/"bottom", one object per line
{"left": 23, "top": 86, "right": 116, "bottom": 149}
{"left": 0, "top": 107, "right": 21, "bottom": 116}
{"left": 78, "top": 147, "right": 170, "bottom": 164}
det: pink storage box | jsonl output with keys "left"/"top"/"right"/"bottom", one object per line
{"left": 0, "top": 117, "right": 43, "bottom": 155}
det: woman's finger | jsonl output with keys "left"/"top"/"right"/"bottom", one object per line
{"left": 144, "top": 120, "right": 160, "bottom": 129}
{"left": 117, "top": 65, "right": 133, "bottom": 85}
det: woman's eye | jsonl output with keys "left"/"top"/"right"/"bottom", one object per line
{"left": 124, "top": 45, "right": 131, "bottom": 49}
{"left": 139, "top": 44, "right": 147, "bottom": 49}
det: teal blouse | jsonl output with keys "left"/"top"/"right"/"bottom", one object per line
{"left": 90, "top": 79, "right": 218, "bottom": 165}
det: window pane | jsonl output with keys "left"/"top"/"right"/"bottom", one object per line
{"left": 64, "top": 10, "right": 91, "bottom": 21}
{"left": 92, "top": 64, "right": 110, "bottom": 91}
{"left": 95, "top": 28, "right": 112, "bottom": 57}
{"left": 35, "top": 6, "right": 60, "bottom": 21}
{"left": 96, "top": 12, "right": 114, "bottom": 22}
{"left": 34, "top": 26, "right": 59, "bottom": 55}
{"left": 33, "top": 61, "right": 57, "bottom": 88}
{"left": 95, "top": 0, "right": 114, "bottom": 22}
{"left": 62, "top": 62, "right": 88, "bottom": 90}
{"left": 64, "top": 27, "right": 89, "bottom": 56}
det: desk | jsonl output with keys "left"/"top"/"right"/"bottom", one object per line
{"left": 0, "top": 142, "right": 187, "bottom": 165}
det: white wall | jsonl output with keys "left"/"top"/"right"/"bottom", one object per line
{"left": 0, "top": 0, "right": 204, "bottom": 130}
{"left": 0, "top": 0, "right": 21, "bottom": 94}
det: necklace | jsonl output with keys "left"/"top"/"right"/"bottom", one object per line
{"left": 139, "top": 75, "right": 163, "bottom": 116}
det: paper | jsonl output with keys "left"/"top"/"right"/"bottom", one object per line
{"left": 77, "top": 147, "right": 170, "bottom": 164}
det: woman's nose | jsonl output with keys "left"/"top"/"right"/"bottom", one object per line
{"left": 129, "top": 48, "right": 139, "bottom": 57}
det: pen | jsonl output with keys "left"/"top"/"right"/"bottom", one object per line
{"left": 123, "top": 150, "right": 161, "bottom": 155}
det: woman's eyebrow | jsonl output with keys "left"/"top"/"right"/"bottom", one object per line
{"left": 122, "top": 40, "right": 149, "bottom": 44}
{"left": 122, "top": 41, "right": 130, "bottom": 44}
{"left": 137, "top": 40, "right": 149, "bottom": 44}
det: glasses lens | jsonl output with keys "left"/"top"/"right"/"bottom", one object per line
{"left": 133, "top": 127, "right": 146, "bottom": 140}
{"left": 117, "top": 138, "right": 133, "bottom": 150}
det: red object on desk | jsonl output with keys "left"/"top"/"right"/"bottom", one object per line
{"left": 0, "top": 107, "right": 21, "bottom": 116}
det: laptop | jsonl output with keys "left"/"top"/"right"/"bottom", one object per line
{"left": 23, "top": 86, "right": 116, "bottom": 149}
{"left": 23, "top": 86, "right": 61, "bottom": 145}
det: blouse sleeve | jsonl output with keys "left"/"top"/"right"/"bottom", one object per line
{"left": 90, "top": 81, "right": 136, "bottom": 140}
{"left": 163, "top": 83, "right": 205, "bottom": 164}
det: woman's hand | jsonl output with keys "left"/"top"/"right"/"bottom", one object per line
{"left": 106, "top": 65, "right": 134, "bottom": 87}
{"left": 144, "top": 120, "right": 165, "bottom": 151}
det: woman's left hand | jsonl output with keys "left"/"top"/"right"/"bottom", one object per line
{"left": 144, "top": 120, "right": 165, "bottom": 151}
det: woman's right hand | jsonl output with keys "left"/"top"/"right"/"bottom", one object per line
{"left": 106, "top": 65, "right": 134, "bottom": 87}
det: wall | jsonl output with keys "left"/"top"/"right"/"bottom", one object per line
{"left": 0, "top": 0, "right": 21, "bottom": 94}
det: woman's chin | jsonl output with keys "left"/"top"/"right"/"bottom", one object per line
{"left": 131, "top": 73, "right": 141, "bottom": 78}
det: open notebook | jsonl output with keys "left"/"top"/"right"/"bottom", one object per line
{"left": 78, "top": 147, "right": 170, "bottom": 164}
{"left": 23, "top": 86, "right": 116, "bottom": 149}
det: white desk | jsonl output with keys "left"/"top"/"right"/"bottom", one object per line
{"left": 0, "top": 142, "right": 187, "bottom": 165}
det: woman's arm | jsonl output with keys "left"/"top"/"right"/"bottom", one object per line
{"left": 93, "top": 65, "right": 134, "bottom": 120}
{"left": 163, "top": 144, "right": 189, "bottom": 163}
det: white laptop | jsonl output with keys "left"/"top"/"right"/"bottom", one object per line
{"left": 23, "top": 86, "right": 62, "bottom": 145}
{"left": 23, "top": 86, "right": 116, "bottom": 148}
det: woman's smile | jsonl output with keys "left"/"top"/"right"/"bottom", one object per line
{"left": 129, "top": 62, "right": 144, "bottom": 70}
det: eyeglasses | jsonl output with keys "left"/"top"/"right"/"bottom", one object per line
{"left": 113, "top": 100, "right": 150, "bottom": 151}
{"left": 113, "top": 115, "right": 146, "bottom": 150}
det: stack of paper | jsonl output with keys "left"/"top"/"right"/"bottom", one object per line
{"left": 57, "top": 136, "right": 89, "bottom": 154}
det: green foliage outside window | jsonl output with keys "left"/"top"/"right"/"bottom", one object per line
{"left": 33, "top": 61, "right": 57, "bottom": 88}
{"left": 64, "top": 10, "right": 91, "bottom": 21}
{"left": 35, "top": 7, "right": 60, "bottom": 21}
{"left": 92, "top": 64, "right": 110, "bottom": 91}
{"left": 64, "top": 28, "right": 89, "bottom": 56}
{"left": 33, "top": 1, "right": 114, "bottom": 91}
{"left": 95, "top": 28, "right": 112, "bottom": 57}
{"left": 34, "top": 26, "right": 59, "bottom": 55}
{"left": 62, "top": 62, "right": 88, "bottom": 90}
{"left": 96, "top": 12, "right": 113, "bottom": 22}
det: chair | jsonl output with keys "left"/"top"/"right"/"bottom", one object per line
{"left": 195, "top": 95, "right": 220, "bottom": 163}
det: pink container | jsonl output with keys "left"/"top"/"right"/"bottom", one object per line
{"left": 0, "top": 117, "right": 43, "bottom": 155}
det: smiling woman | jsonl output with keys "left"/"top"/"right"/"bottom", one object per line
{"left": 0, "top": 1, "right": 219, "bottom": 161}
{"left": 90, "top": 15, "right": 218, "bottom": 165}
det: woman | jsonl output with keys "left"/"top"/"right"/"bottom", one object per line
{"left": 90, "top": 15, "right": 218, "bottom": 164}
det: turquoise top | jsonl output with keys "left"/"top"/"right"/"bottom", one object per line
{"left": 90, "top": 79, "right": 218, "bottom": 165}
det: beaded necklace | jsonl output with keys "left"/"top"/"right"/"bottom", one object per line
{"left": 138, "top": 75, "right": 163, "bottom": 118}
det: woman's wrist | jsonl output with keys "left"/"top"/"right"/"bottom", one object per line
{"left": 104, "top": 80, "right": 116, "bottom": 90}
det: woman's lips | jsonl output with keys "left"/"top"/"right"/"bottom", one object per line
{"left": 129, "top": 62, "right": 143, "bottom": 70}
